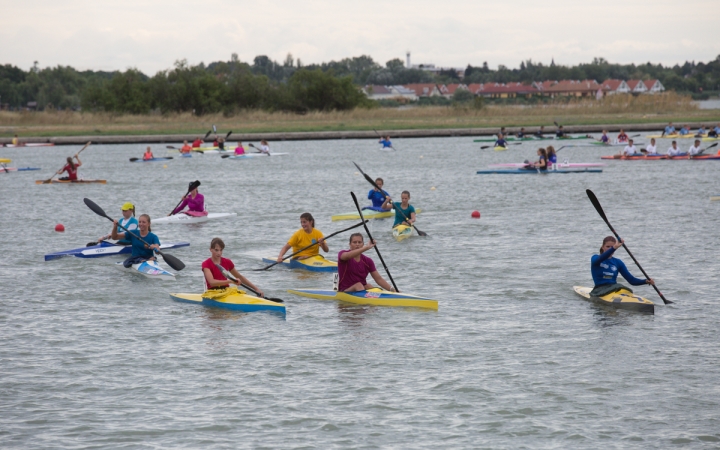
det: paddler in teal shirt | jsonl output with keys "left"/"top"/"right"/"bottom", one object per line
{"left": 382, "top": 191, "right": 416, "bottom": 227}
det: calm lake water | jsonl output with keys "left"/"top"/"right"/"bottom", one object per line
{"left": 1, "top": 135, "right": 719, "bottom": 448}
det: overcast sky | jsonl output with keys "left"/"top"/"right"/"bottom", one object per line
{"left": 2, "top": 0, "right": 718, "bottom": 75}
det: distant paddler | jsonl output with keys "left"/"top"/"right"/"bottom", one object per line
{"left": 57, "top": 153, "right": 82, "bottom": 181}
{"left": 523, "top": 148, "right": 547, "bottom": 170}
{"left": 366, "top": 177, "right": 391, "bottom": 211}
{"left": 708, "top": 123, "right": 720, "bottom": 138}
{"left": 597, "top": 130, "right": 610, "bottom": 144}
{"left": 259, "top": 139, "right": 271, "bottom": 155}
{"left": 339, "top": 233, "right": 395, "bottom": 292}
{"left": 644, "top": 138, "right": 659, "bottom": 155}
{"left": 694, "top": 125, "right": 707, "bottom": 138}
{"left": 192, "top": 136, "right": 203, "bottom": 148}
{"left": 142, "top": 146, "right": 154, "bottom": 161}
{"left": 533, "top": 126, "right": 546, "bottom": 138}
{"left": 678, "top": 125, "right": 690, "bottom": 136}
{"left": 99, "top": 202, "right": 137, "bottom": 245}
{"left": 203, "top": 237, "right": 263, "bottom": 296}
{"left": 667, "top": 140, "right": 681, "bottom": 156}
{"left": 382, "top": 191, "right": 417, "bottom": 228}
{"left": 494, "top": 133, "right": 508, "bottom": 149}
{"left": 590, "top": 236, "right": 654, "bottom": 297}
{"left": 276, "top": 213, "right": 328, "bottom": 262}
{"left": 378, "top": 136, "right": 393, "bottom": 149}
{"left": 546, "top": 145, "right": 557, "bottom": 168}
{"left": 687, "top": 139, "right": 703, "bottom": 157}
{"left": 620, "top": 139, "right": 639, "bottom": 156}
{"left": 661, "top": 122, "right": 676, "bottom": 137}
{"left": 234, "top": 142, "right": 246, "bottom": 155}
{"left": 112, "top": 213, "right": 160, "bottom": 268}
{"left": 180, "top": 140, "right": 193, "bottom": 155}
{"left": 555, "top": 125, "right": 567, "bottom": 138}
{"left": 11, "top": 134, "right": 19, "bottom": 146}
{"left": 616, "top": 129, "right": 629, "bottom": 144}
{"left": 170, "top": 182, "right": 207, "bottom": 217}
{"left": 516, "top": 127, "right": 527, "bottom": 138}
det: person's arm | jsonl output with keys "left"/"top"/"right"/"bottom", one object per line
{"left": 171, "top": 197, "right": 189, "bottom": 215}
{"left": 616, "top": 259, "right": 651, "bottom": 286}
{"left": 75, "top": 154, "right": 82, "bottom": 167}
{"left": 408, "top": 211, "right": 416, "bottom": 224}
{"left": 340, "top": 241, "right": 375, "bottom": 261}
{"left": 382, "top": 197, "right": 393, "bottom": 210}
{"left": 203, "top": 267, "right": 231, "bottom": 288}
{"left": 370, "top": 270, "right": 394, "bottom": 292}
{"left": 592, "top": 247, "right": 616, "bottom": 267}
{"left": 319, "top": 236, "right": 329, "bottom": 253}
{"left": 110, "top": 220, "right": 125, "bottom": 240}
{"left": 277, "top": 243, "right": 291, "bottom": 262}
{"left": 230, "top": 268, "right": 264, "bottom": 297}
{"left": 368, "top": 189, "right": 375, "bottom": 200}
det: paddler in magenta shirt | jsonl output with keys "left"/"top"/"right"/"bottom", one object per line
{"left": 590, "top": 236, "right": 654, "bottom": 297}
{"left": 366, "top": 177, "right": 391, "bottom": 211}
{"left": 338, "top": 233, "right": 395, "bottom": 292}
{"left": 171, "top": 182, "right": 207, "bottom": 217}
{"left": 276, "top": 213, "right": 328, "bottom": 262}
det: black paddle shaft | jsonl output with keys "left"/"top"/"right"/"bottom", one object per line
{"left": 585, "top": 189, "right": 671, "bottom": 304}
{"left": 352, "top": 162, "right": 427, "bottom": 236}
{"left": 83, "top": 198, "right": 185, "bottom": 271}
{"left": 254, "top": 220, "right": 368, "bottom": 271}
{"left": 350, "top": 191, "right": 399, "bottom": 292}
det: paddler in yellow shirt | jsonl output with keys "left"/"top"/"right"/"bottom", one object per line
{"left": 276, "top": 212, "right": 328, "bottom": 261}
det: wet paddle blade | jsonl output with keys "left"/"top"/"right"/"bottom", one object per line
{"left": 84, "top": 198, "right": 111, "bottom": 220}
{"left": 160, "top": 252, "right": 185, "bottom": 271}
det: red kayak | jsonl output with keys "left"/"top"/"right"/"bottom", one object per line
{"left": 601, "top": 154, "right": 720, "bottom": 160}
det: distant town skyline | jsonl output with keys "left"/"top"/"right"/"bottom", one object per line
{"left": 1, "top": 0, "right": 718, "bottom": 74}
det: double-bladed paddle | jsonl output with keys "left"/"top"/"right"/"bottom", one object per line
{"left": 83, "top": 198, "right": 185, "bottom": 271}
{"left": 168, "top": 180, "right": 200, "bottom": 216}
{"left": 353, "top": 162, "right": 427, "bottom": 237}
{"left": 479, "top": 142, "right": 522, "bottom": 150}
{"left": 129, "top": 157, "right": 172, "bottom": 162}
{"left": 253, "top": 220, "right": 368, "bottom": 271}
{"left": 42, "top": 141, "right": 91, "bottom": 184}
{"left": 213, "top": 263, "right": 284, "bottom": 303}
{"left": 585, "top": 189, "right": 671, "bottom": 305}
{"left": 350, "top": 191, "right": 399, "bottom": 292}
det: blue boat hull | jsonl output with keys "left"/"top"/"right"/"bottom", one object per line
{"left": 45, "top": 241, "right": 190, "bottom": 261}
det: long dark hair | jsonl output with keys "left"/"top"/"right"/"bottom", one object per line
{"left": 66, "top": 156, "right": 75, "bottom": 171}
{"left": 546, "top": 146, "right": 556, "bottom": 158}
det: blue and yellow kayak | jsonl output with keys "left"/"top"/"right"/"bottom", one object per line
{"left": 170, "top": 288, "right": 286, "bottom": 314}
{"left": 392, "top": 224, "right": 413, "bottom": 241}
{"left": 331, "top": 208, "right": 422, "bottom": 222}
{"left": 477, "top": 168, "right": 602, "bottom": 174}
{"left": 261, "top": 254, "right": 337, "bottom": 272}
{"left": 287, "top": 288, "right": 438, "bottom": 310}
{"left": 573, "top": 286, "right": 654, "bottom": 313}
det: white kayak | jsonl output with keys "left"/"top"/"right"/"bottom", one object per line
{"left": 227, "top": 152, "right": 288, "bottom": 159}
{"left": 115, "top": 260, "right": 175, "bottom": 280}
{"left": 197, "top": 149, "right": 233, "bottom": 155}
{"left": 153, "top": 212, "right": 237, "bottom": 225}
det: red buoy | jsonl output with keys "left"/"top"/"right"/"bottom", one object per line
{"left": 471, "top": 211, "right": 481, "bottom": 219}
{"left": 55, "top": 223, "right": 65, "bottom": 232}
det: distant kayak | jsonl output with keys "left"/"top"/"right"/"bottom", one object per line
{"left": 3, "top": 142, "right": 55, "bottom": 148}
{"left": 45, "top": 240, "right": 189, "bottom": 261}
{"left": 474, "top": 135, "right": 591, "bottom": 142}
{"left": 647, "top": 134, "right": 703, "bottom": 139}
{"left": 573, "top": 286, "right": 654, "bottom": 314}
{"left": 601, "top": 154, "right": 720, "bottom": 160}
{"left": 488, "top": 163, "right": 605, "bottom": 168}
{"left": 261, "top": 255, "right": 337, "bottom": 272}
{"left": 477, "top": 168, "right": 602, "bottom": 174}
{"left": 226, "top": 152, "right": 288, "bottom": 159}
{"left": 153, "top": 212, "right": 236, "bottom": 225}
{"left": 116, "top": 260, "right": 175, "bottom": 281}
{"left": 180, "top": 153, "right": 192, "bottom": 158}
{"left": 287, "top": 288, "right": 438, "bottom": 310}
{"left": 130, "top": 157, "right": 173, "bottom": 162}
{"left": 392, "top": 224, "right": 413, "bottom": 242}
{"left": 35, "top": 179, "right": 107, "bottom": 184}
{"left": 0, "top": 167, "right": 41, "bottom": 172}
{"left": 170, "top": 289, "right": 285, "bottom": 314}
{"left": 711, "top": 196, "right": 720, "bottom": 201}
{"left": 331, "top": 208, "right": 422, "bottom": 222}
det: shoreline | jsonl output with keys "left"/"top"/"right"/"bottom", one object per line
{"left": 0, "top": 122, "right": 713, "bottom": 145}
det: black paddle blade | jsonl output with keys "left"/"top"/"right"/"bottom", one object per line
{"left": 225, "top": 131, "right": 232, "bottom": 139}
{"left": 166, "top": 145, "right": 176, "bottom": 149}
{"left": 265, "top": 297, "right": 284, "bottom": 303}
{"left": 204, "top": 130, "right": 211, "bottom": 139}
{"left": 84, "top": 198, "right": 110, "bottom": 220}
{"left": 160, "top": 252, "right": 185, "bottom": 271}
{"left": 189, "top": 180, "right": 201, "bottom": 191}
{"left": 221, "top": 155, "right": 230, "bottom": 159}
{"left": 480, "top": 145, "right": 490, "bottom": 149}
{"left": 167, "top": 156, "right": 173, "bottom": 160}
{"left": 129, "top": 158, "right": 139, "bottom": 162}
{"left": 86, "top": 241, "right": 99, "bottom": 247}
{"left": 586, "top": 189, "right": 611, "bottom": 227}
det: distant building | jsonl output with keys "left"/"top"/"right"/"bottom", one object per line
{"left": 626, "top": 80, "right": 648, "bottom": 94}
{"left": 443, "top": 83, "right": 469, "bottom": 98}
{"left": 642, "top": 79, "right": 665, "bottom": 93}
{"left": 403, "top": 83, "right": 444, "bottom": 97}
{"left": 543, "top": 80, "right": 606, "bottom": 97}
{"left": 467, "top": 82, "right": 539, "bottom": 98}
{"left": 600, "top": 79, "right": 631, "bottom": 95}
{"left": 363, "top": 85, "right": 418, "bottom": 101}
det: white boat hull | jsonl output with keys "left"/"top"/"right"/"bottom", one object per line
{"left": 153, "top": 212, "right": 237, "bottom": 225}
{"left": 115, "top": 260, "right": 175, "bottom": 280}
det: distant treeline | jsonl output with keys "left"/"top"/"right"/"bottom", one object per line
{"left": 0, "top": 54, "right": 718, "bottom": 114}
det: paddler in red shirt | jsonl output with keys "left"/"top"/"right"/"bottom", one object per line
{"left": 192, "top": 137, "right": 203, "bottom": 148}
{"left": 142, "top": 147, "right": 154, "bottom": 161}
{"left": 201, "top": 237, "right": 264, "bottom": 295}
{"left": 57, "top": 154, "right": 82, "bottom": 180}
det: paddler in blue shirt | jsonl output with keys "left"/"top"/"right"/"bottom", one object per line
{"left": 111, "top": 214, "right": 161, "bottom": 268}
{"left": 708, "top": 123, "right": 720, "bottom": 138}
{"left": 516, "top": 127, "right": 526, "bottom": 138}
{"left": 590, "top": 236, "right": 654, "bottom": 296}
{"left": 494, "top": 133, "right": 508, "bottom": 149}
{"left": 99, "top": 202, "right": 138, "bottom": 245}
{"left": 678, "top": 125, "right": 690, "bottom": 136}
{"left": 366, "top": 178, "right": 391, "bottom": 211}
{"left": 533, "top": 126, "right": 545, "bottom": 138}
{"left": 382, "top": 191, "right": 416, "bottom": 227}
{"left": 661, "top": 122, "right": 676, "bottom": 137}
{"left": 695, "top": 125, "right": 707, "bottom": 137}
{"left": 555, "top": 125, "right": 566, "bottom": 138}
{"left": 379, "top": 136, "right": 393, "bottom": 149}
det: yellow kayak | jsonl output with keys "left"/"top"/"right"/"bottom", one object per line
{"left": 647, "top": 134, "right": 702, "bottom": 139}
{"left": 261, "top": 254, "right": 337, "bottom": 272}
{"left": 710, "top": 196, "right": 720, "bottom": 201}
{"left": 494, "top": 146, "right": 508, "bottom": 151}
{"left": 573, "top": 286, "right": 654, "bottom": 313}
{"left": 331, "top": 208, "right": 421, "bottom": 222}
{"left": 287, "top": 288, "right": 438, "bottom": 310}
{"left": 0, "top": 158, "right": 11, "bottom": 164}
{"left": 392, "top": 224, "right": 413, "bottom": 241}
{"left": 170, "top": 288, "right": 285, "bottom": 314}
